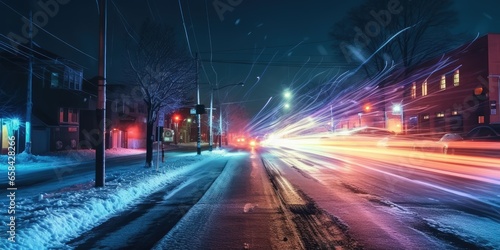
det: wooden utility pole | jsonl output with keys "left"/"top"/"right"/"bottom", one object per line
{"left": 25, "top": 11, "right": 33, "bottom": 154}
{"left": 96, "top": 0, "right": 107, "bottom": 187}
{"left": 196, "top": 53, "right": 201, "bottom": 155}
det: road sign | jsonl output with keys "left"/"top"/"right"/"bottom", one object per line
{"left": 158, "top": 110, "right": 165, "bottom": 126}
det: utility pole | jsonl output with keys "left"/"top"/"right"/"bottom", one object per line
{"left": 218, "top": 105, "right": 222, "bottom": 148}
{"left": 96, "top": 0, "right": 107, "bottom": 187}
{"left": 209, "top": 83, "right": 243, "bottom": 150}
{"left": 25, "top": 11, "right": 33, "bottom": 154}
{"left": 196, "top": 53, "right": 201, "bottom": 155}
{"left": 209, "top": 90, "right": 213, "bottom": 151}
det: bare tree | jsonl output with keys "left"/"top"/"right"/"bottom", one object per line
{"left": 127, "top": 22, "right": 195, "bottom": 167}
{"left": 331, "top": 0, "right": 468, "bottom": 81}
{"left": 0, "top": 89, "right": 21, "bottom": 118}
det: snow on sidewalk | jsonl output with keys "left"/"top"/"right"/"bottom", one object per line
{"left": 0, "top": 148, "right": 226, "bottom": 249}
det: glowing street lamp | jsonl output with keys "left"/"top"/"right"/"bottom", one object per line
{"left": 392, "top": 104, "right": 402, "bottom": 114}
{"left": 392, "top": 103, "right": 404, "bottom": 134}
{"left": 283, "top": 90, "right": 292, "bottom": 99}
{"left": 363, "top": 104, "right": 371, "bottom": 112}
{"left": 283, "top": 89, "right": 292, "bottom": 110}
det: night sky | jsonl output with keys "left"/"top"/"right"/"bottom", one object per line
{"left": 1, "top": 0, "right": 500, "bottom": 116}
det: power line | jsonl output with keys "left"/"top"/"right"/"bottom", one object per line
{"left": 110, "top": 0, "right": 139, "bottom": 44}
{"left": 196, "top": 39, "right": 339, "bottom": 54}
{"left": 199, "top": 58, "right": 351, "bottom": 68}
{"left": 0, "top": 0, "right": 97, "bottom": 61}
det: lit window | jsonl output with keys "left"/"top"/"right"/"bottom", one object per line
{"left": 440, "top": 75, "right": 446, "bottom": 90}
{"left": 59, "top": 108, "right": 78, "bottom": 123}
{"left": 436, "top": 112, "right": 445, "bottom": 118}
{"left": 61, "top": 67, "right": 83, "bottom": 90}
{"left": 423, "top": 115, "right": 430, "bottom": 120}
{"left": 454, "top": 70, "right": 459, "bottom": 86}
{"left": 422, "top": 80, "right": 428, "bottom": 96}
{"left": 411, "top": 82, "right": 416, "bottom": 99}
{"left": 69, "top": 109, "right": 78, "bottom": 123}
{"left": 51, "top": 72, "right": 59, "bottom": 88}
{"left": 452, "top": 110, "right": 458, "bottom": 115}
{"left": 59, "top": 108, "right": 64, "bottom": 122}
{"left": 478, "top": 116, "right": 485, "bottom": 124}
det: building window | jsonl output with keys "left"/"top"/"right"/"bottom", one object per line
{"left": 59, "top": 108, "right": 65, "bottom": 122}
{"left": 51, "top": 72, "right": 59, "bottom": 88}
{"left": 69, "top": 109, "right": 78, "bottom": 123}
{"left": 454, "top": 70, "right": 460, "bottom": 86}
{"left": 62, "top": 66, "right": 83, "bottom": 91}
{"left": 440, "top": 75, "right": 446, "bottom": 90}
{"left": 478, "top": 116, "right": 485, "bottom": 124}
{"left": 59, "top": 108, "right": 79, "bottom": 124}
{"left": 411, "top": 82, "right": 416, "bottom": 99}
{"left": 436, "top": 112, "right": 445, "bottom": 118}
{"left": 452, "top": 110, "right": 459, "bottom": 115}
{"left": 422, "top": 80, "right": 428, "bottom": 96}
{"left": 423, "top": 114, "right": 430, "bottom": 120}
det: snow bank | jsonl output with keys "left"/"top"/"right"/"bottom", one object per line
{"left": 0, "top": 148, "right": 145, "bottom": 172}
{"left": 0, "top": 152, "right": 220, "bottom": 249}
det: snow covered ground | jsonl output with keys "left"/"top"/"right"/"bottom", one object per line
{"left": 0, "top": 147, "right": 225, "bottom": 249}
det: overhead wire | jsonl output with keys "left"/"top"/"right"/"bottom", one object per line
{"left": 110, "top": 0, "right": 139, "bottom": 44}
{"left": 0, "top": 0, "right": 97, "bottom": 61}
{"left": 204, "top": 0, "right": 218, "bottom": 88}
{"left": 178, "top": 0, "right": 193, "bottom": 58}
{"left": 183, "top": 0, "right": 218, "bottom": 88}
{"left": 146, "top": 0, "right": 156, "bottom": 22}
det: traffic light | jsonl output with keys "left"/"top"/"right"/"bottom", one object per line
{"left": 174, "top": 115, "right": 181, "bottom": 122}
{"left": 196, "top": 104, "right": 206, "bottom": 114}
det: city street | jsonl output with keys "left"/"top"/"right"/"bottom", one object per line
{"left": 2, "top": 143, "right": 499, "bottom": 249}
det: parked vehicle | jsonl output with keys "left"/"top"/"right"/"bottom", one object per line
{"left": 444, "top": 124, "right": 500, "bottom": 157}
{"left": 234, "top": 136, "right": 248, "bottom": 149}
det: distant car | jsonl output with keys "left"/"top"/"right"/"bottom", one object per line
{"left": 444, "top": 124, "right": 500, "bottom": 157}
{"left": 234, "top": 136, "right": 248, "bottom": 149}
{"left": 248, "top": 137, "right": 261, "bottom": 149}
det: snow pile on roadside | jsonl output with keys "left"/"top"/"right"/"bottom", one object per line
{"left": 0, "top": 153, "right": 218, "bottom": 249}
{"left": 0, "top": 148, "right": 145, "bottom": 171}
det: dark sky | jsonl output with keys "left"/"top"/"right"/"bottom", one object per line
{"left": 1, "top": 0, "right": 500, "bottom": 117}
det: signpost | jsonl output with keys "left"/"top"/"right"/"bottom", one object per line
{"left": 156, "top": 110, "right": 165, "bottom": 171}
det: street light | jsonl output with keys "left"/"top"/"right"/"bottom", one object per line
{"left": 283, "top": 89, "right": 292, "bottom": 110}
{"left": 209, "top": 82, "right": 244, "bottom": 151}
{"left": 392, "top": 103, "right": 404, "bottom": 134}
{"left": 283, "top": 89, "right": 292, "bottom": 99}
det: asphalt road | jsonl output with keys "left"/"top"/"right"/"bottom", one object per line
{"left": 261, "top": 145, "right": 500, "bottom": 249}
